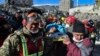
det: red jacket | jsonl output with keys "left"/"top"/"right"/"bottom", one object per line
{"left": 66, "top": 38, "right": 93, "bottom": 56}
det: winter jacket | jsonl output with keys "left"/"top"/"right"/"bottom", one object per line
{"left": 66, "top": 38, "right": 93, "bottom": 56}
{"left": 0, "top": 27, "right": 44, "bottom": 56}
{"left": 46, "top": 23, "right": 67, "bottom": 33}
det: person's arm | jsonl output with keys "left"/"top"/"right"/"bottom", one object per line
{"left": 63, "top": 37, "right": 81, "bottom": 56}
{"left": 0, "top": 33, "right": 20, "bottom": 56}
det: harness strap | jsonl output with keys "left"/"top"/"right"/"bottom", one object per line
{"left": 16, "top": 29, "right": 44, "bottom": 56}
{"left": 20, "top": 34, "right": 28, "bottom": 56}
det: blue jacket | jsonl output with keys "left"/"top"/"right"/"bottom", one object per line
{"left": 46, "top": 23, "right": 67, "bottom": 33}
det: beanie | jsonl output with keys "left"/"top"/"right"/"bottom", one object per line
{"left": 73, "top": 20, "right": 85, "bottom": 33}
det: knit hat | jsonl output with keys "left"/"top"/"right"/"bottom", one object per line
{"left": 73, "top": 20, "right": 85, "bottom": 33}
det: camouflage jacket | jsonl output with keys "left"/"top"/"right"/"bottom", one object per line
{"left": 0, "top": 27, "right": 43, "bottom": 56}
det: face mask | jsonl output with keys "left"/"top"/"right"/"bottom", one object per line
{"left": 65, "top": 24, "right": 70, "bottom": 28}
{"left": 73, "top": 37, "right": 83, "bottom": 42}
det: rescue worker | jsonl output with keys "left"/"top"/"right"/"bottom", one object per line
{"left": 0, "top": 8, "right": 44, "bottom": 56}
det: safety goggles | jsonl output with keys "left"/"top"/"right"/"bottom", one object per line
{"left": 27, "top": 16, "right": 40, "bottom": 23}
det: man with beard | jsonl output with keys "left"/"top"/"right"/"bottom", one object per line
{"left": 0, "top": 8, "right": 44, "bottom": 56}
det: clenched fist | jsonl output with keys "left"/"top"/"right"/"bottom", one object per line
{"left": 63, "top": 36, "right": 71, "bottom": 45}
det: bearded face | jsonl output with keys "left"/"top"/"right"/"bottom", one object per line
{"left": 26, "top": 12, "right": 41, "bottom": 33}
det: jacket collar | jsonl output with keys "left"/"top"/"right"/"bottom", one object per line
{"left": 22, "top": 27, "right": 31, "bottom": 36}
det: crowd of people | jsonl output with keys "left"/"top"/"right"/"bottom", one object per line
{"left": 0, "top": 7, "right": 99, "bottom": 56}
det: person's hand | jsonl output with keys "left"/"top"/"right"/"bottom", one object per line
{"left": 48, "top": 27, "right": 56, "bottom": 33}
{"left": 63, "top": 37, "right": 71, "bottom": 45}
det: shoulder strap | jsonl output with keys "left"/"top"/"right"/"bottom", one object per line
{"left": 20, "top": 34, "right": 28, "bottom": 56}
{"left": 14, "top": 30, "right": 28, "bottom": 56}
{"left": 15, "top": 30, "right": 44, "bottom": 56}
